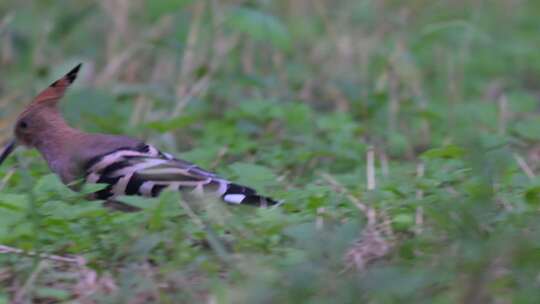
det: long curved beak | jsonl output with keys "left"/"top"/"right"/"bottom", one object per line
{"left": 0, "top": 139, "right": 17, "bottom": 166}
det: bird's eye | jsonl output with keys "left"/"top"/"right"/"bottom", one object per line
{"left": 18, "top": 121, "right": 28, "bottom": 129}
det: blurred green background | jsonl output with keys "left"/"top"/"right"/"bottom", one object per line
{"left": 1, "top": 0, "right": 540, "bottom": 303}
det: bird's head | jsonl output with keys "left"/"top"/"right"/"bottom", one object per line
{"left": 0, "top": 63, "right": 82, "bottom": 165}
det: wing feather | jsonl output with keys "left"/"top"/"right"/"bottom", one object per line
{"left": 84, "top": 144, "right": 278, "bottom": 206}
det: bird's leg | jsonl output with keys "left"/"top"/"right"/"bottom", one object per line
{"left": 103, "top": 199, "right": 141, "bottom": 212}
{"left": 81, "top": 190, "right": 141, "bottom": 212}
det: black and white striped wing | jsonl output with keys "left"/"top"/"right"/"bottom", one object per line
{"left": 84, "top": 144, "right": 277, "bottom": 207}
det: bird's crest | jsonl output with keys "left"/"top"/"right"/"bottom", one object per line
{"left": 32, "top": 63, "right": 82, "bottom": 106}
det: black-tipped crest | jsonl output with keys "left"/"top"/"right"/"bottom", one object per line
{"left": 65, "top": 63, "right": 82, "bottom": 84}
{"left": 50, "top": 63, "right": 82, "bottom": 87}
{"left": 33, "top": 63, "right": 83, "bottom": 104}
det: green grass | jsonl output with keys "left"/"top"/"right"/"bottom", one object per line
{"left": 1, "top": 0, "right": 540, "bottom": 303}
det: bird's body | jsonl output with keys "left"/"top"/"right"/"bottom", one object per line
{"left": 0, "top": 64, "right": 278, "bottom": 208}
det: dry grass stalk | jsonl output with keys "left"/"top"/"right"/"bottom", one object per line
{"left": 498, "top": 94, "right": 509, "bottom": 136}
{"left": 347, "top": 148, "right": 393, "bottom": 270}
{"left": 0, "top": 13, "right": 15, "bottom": 65}
{"left": 514, "top": 153, "right": 535, "bottom": 180}
{"left": 387, "top": 65, "right": 400, "bottom": 134}
{"left": 178, "top": 199, "right": 230, "bottom": 264}
{"left": 172, "top": 0, "right": 239, "bottom": 116}
{"left": 175, "top": 0, "right": 206, "bottom": 97}
{"left": 173, "top": 1, "right": 206, "bottom": 116}
{"left": 101, "top": 0, "right": 131, "bottom": 63}
{"left": 316, "top": 207, "right": 325, "bottom": 230}
{"left": 319, "top": 169, "right": 394, "bottom": 272}
{"left": 95, "top": 15, "right": 174, "bottom": 86}
{"left": 318, "top": 172, "right": 369, "bottom": 216}
{"left": 0, "top": 13, "right": 14, "bottom": 35}
{"left": 0, "top": 244, "right": 79, "bottom": 264}
{"left": 172, "top": 30, "right": 238, "bottom": 114}
{"left": 12, "top": 261, "right": 48, "bottom": 303}
{"left": 0, "top": 244, "right": 119, "bottom": 302}
{"left": 415, "top": 162, "right": 425, "bottom": 235}
{"left": 241, "top": 41, "right": 255, "bottom": 74}
{"left": 344, "top": 224, "right": 392, "bottom": 271}
{"left": 366, "top": 146, "right": 376, "bottom": 191}
{"left": 326, "top": 84, "right": 350, "bottom": 112}
{"left": 379, "top": 149, "right": 390, "bottom": 177}
{"left": 210, "top": 146, "right": 229, "bottom": 170}
{"left": 129, "top": 95, "right": 149, "bottom": 127}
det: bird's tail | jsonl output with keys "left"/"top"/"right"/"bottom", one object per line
{"left": 221, "top": 182, "right": 280, "bottom": 207}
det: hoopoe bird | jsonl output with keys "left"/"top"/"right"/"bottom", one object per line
{"left": 0, "top": 64, "right": 278, "bottom": 210}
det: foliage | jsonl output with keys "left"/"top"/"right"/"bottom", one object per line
{"left": 1, "top": 0, "right": 540, "bottom": 303}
